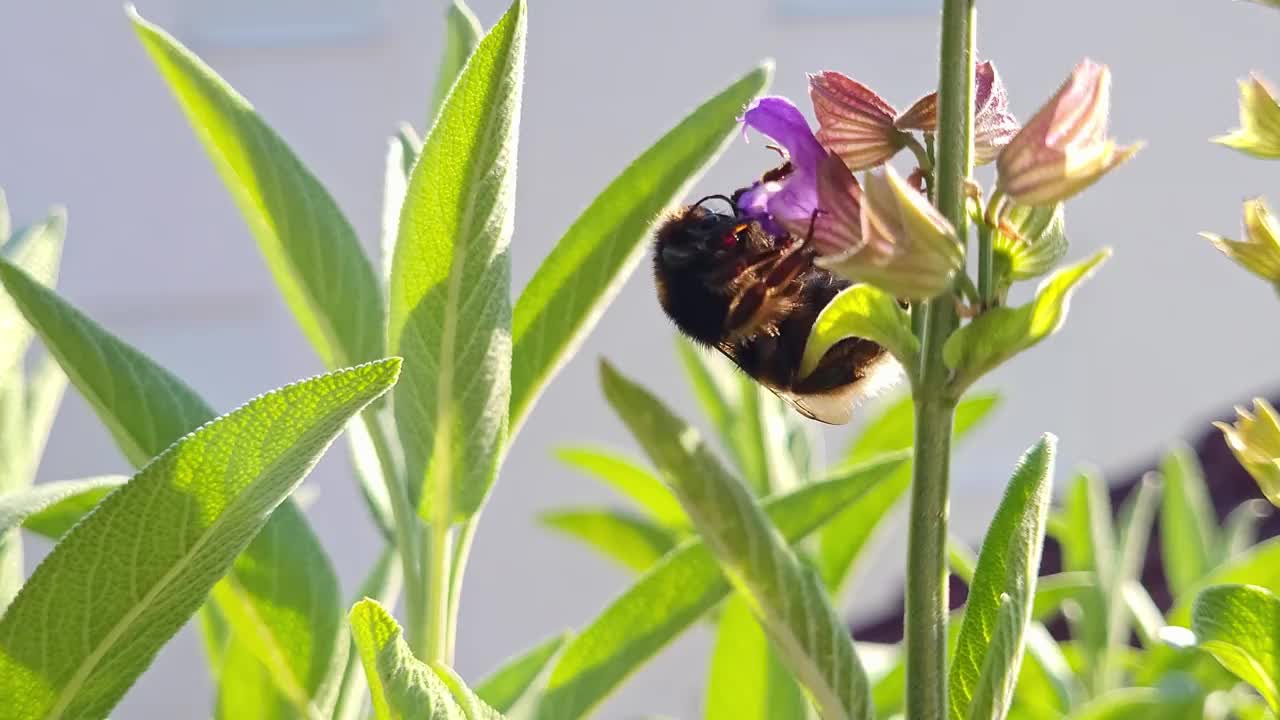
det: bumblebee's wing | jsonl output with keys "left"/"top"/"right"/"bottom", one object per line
{"left": 773, "top": 387, "right": 857, "bottom": 425}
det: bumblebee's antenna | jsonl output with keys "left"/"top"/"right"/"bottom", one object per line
{"left": 691, "top": 194, "right": 736, "bottom": 215}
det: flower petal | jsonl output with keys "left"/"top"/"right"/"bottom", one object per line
{"left": 973, "top": 62, "right": 1019, "bottom": 165}
{"left": 740, "top": 96, "right": 826, "bottom": 172}
{"left": 810, "top": 71, "right": 903, "bottom": 170}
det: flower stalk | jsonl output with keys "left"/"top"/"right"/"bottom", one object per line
{"left": 905, "top": 0, "right": 974, "bottom": 718}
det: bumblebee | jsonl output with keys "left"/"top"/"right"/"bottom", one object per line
{"left": 652, "top": 181, "right": 896, "bottom": 424}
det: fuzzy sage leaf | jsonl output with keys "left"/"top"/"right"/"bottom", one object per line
{"left": 131, "top": 8, "right": 385, "bottom": 372}
{"left": 705, "top": 596, "right": 807, "bottom": 720}
{"left": 0, "top": 359, "right": 400, "bottom": 720}
{"left": 0, "top": 258, "right": 352, "bottom": 717}
{"left": 429, "top": 0, "right": 483, "bottom": 127}
{"left": 474, "top": 633, "right": 570, "bottom": 714}
{"left": 536, "top": 451, "right": 907, "bottom": 720}
{"left": 539, "top": 508, "right": 678, "bottom": 573}
{"left": 950, "top": 434, "right": 1056, "bottom": 720}
{"left": 599, "top": 359, "right": 872, "bottom": 720}
{"left": 1191, "top": 584, "right": 1280, "bottom": 713}
{"left": 349, "top": 598, "right": 502, "bottom": 720}
{"left": 944, "top": 249, "right": 1110, "bottom": 394}
{"left": 389, "top": 0, "right": 525, "bottom": 519}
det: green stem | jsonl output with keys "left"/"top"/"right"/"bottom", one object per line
{"left": 977, "top": 221, "right": 994, "bottom": 305}
{"left": 363, "top": 411, "right": 427, "bottom": 656}
{"left": 444, "top": 516, "right": 479, "bottom": 662}
{"left": 902, "top": 133, "right": 936, "bottom": 199}
{"left": 424, "top": 520, "right": 453, "bottom": 664}
{"left": 905, "top": 0, "right": 975, "bottom": 718}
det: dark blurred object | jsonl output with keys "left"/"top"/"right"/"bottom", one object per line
{"left": 851, "top": 400, "right": 1276, "bottom": 643}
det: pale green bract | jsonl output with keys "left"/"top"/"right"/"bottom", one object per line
{"left": 599, "top": 360, "right": 872, "bottom": 720}
{"left": 389, "top": 0, "right": 525, "bottom": 519}
{"left": 0, "top": 359, "right": 400, "bottom": 720}
{"left": 799, "top": 283, "right": 918, "bottom": 380}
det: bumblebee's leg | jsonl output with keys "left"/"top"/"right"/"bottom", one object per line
{"left": 724, "top": 243, "right": 814, "bottom": 335}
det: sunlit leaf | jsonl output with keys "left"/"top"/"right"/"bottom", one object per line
{"left": 131, "top": 8, "right": 384, "bottom": 371}
{"left": 950, "top": 435, "right": 1056, "bottom": 720}
{"left": 540, "top": 508, "right": 678, "bottom": 573}
{"left": 1192, "top": 584, "right": 1280, "bottom": 713}
{"left": 1160, "top": 444, "right": 1217, "bottom": 598}
{"left": 429, "top": 0, "right": 483, "bottom": 127}
{"left": 704, "top": 596, "right": 807, "bottom": 720}
{"left": 800, "top": 284, "right": 918, "bottom": 378}
{"left": 600, "top": 360, "right": 872, "bottom": 720}
{"left": 0, "top": 360, "right": 400, "bottom": 719}
{"left": 1215, "top": 75, "right": 1280, "bottom": 159}
{"left": 553, "top": 446, "right": 686, "bottom": 528}
{"left": 389, "top": 0, "right": 525, "bottom": 519}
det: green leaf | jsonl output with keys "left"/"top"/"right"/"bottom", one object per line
{"left": 334, "top": 547, "right": 405, "bottom": 720}
{"left": 1013, "top": 623, "right": 1074, "bottom": 718}
{"left": 350, "top": 598, "right": 502, "bottom": 720}
{"left": 346, "top": 414, "right": 396, "bottom": 540}
{"left": 508, "top": 64, "right": 771, "bottom": 436}
{"left": 991, "top": 202, "right": 1067, "bottom": 286}
{"left": 948, "top": 537, "right": 978, "bottom": 585}
{"left": 0, "top": 258, "right": 215, "bottom": 468}
{"left": 800, "top": 283, "right": 918, "bottom": 378}
{"left": 950, "top": 434, "right": 1057, "bottom": 720}
{"left": 130, "top": 8, "right": 384, "bottom": 371}
{"left": 1051, "top": 472, "right": 1113, "bottom": 666}
{"left": 0, "top": 258, "right": 360, "bottom": 717}
{"left": 0, "top": 208, "right": 64, "bottom": 375}
{"left": 215, "top": 638, "right": 295, "bottom": 720}
{"left": 553, "top": 446, "right": 686, "bottom": 527}
{"left": 379, "top": 128, "right": 417, "bottom": 289}
{"left": 1160, "top": 444, "right": 1217, "bottom": 597}
{"left": 536, "top": 451, "right": 907, "bottom": 720}
{"left": 539, "top": 508, "right": 678, "bottom": 572}
{"left": 475, "top": 633, "right": 570, "bottom": 714}
{"left": 1030, "top": 572, "right": 1094, "bottom": 622}
{"left": 1169, "top": 536, "right": 1280, "bottom": 626}
{"left": 1192, "top": 584, "right": 1280, "bottom": 712}
{"left": 821, "top": 392, "right": 1001, "bottom": 592}
{"left": 0, "top": 359, "right": 400, "bottom": 720}
{"left": 1219, "top": 499, "right": 1270, "bottom": 564}
{"left": 1064, "top": 687, "right": 1199, "bottom": 720}
{"left": 704, "top": 595, "right": 807, "bottom": 720}
{"left": 388, "top": 0, "right": 525, "bottom": 519}
{"left": 599, "top": 359, "right": 872, "bottom": 720}
{"left": 1215, "top": 75, "right": 1280, "bottom": 159}
{"left": 210, "top": 500, "right": 350, "bottom": 716}
{"left": 964, "top": 595, "right": 1021, "bottom": 720}
{"left": 1098, "top": 475, "right": 1160, "bottom": 690}
{"left": 1, "top": 476, "right": 127, "bottom": 540}
{"left": 943, "top": 250, "right": 1110, "bottom": 393}
{"left": 674, "top": 339, "right": 739, "bottom": 456}
{"left": 844, "top": 391, "right": 1001, "bottom": 465}
{"left": 429, "top": 0, "right": 484, "bottom": 127}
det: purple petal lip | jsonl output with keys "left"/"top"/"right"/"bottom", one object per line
{"left": 737, "top": 96, "right": 825, "bottom": 231}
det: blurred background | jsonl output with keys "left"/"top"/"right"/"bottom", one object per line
{"left": 2, "top": 0, "right": 1278, "bottom": 716}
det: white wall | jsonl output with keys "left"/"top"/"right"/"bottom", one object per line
{"left": 3, "top": 0, "right": 1279, "bottom": 716}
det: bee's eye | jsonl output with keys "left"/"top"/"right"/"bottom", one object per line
{"left": 721, "top": 223, "right": 750, "bottom": 249}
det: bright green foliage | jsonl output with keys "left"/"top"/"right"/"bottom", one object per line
{"left": 1192, "top": 584, "right": 1280, "bottom": 713}
{"left": 800, "top": 284, "right": 919, "bottom": 379}
{"left": 389, "top": 0, "right": 525, "bottom": 519}
{"left": 944, "top": 249, "right": 1111, "bottom": 393}
{"left": 553, "top": 447, "right": 687, "bottom": 528}
{"left": 1160, "top": 445, "right": 1217, "bottom": 598}
{"left": 599, "top": 360, "right": 872, "bottom": 720}
{"left": 536, "top": 452, "right": 906, "bottom": 720}
{"left": 508, "top": 65, "right": 772, "bottom": 436}
{"left": 0, "top": 208, "right": 63, "bottom": 375}
{"left": 333, "top": 548, "right": 405, "bottom": 720}
{"left": 0, "top": 359, "right": 400, "bottom": 720}
{"left": 475, "top": 633, "right": 570, "bottom": 714}
{"left": 0, "top": 476, "right": 126, "bottom": 541}
{"left": 429, "top": 1, "right": 484, "bottom": 126}
{"left": 130, "top": 8, "right": 385, "bottom": 372}
{"left": 1169, "top": 537, "right": 1280, "bottom": 626}
{"left": 704, "top": 596, "right": 807, "bottom": 720}
{"left": 539, "top": 508, "right": 677, "bottom": 573}
{"left": 0, "top": 257, "right": 351, "bottom": 714}
{"left": 349, "top": 598, "right": 502, "bottom": 720}
{"left": 1215, "top": 75, "right": 1280, "bottom": 159}
{"left": 820, "top": 392, "right": 1001, "bottom": 592}
{"left": 950, "top": 435, "right": 1056, "bottom": 720}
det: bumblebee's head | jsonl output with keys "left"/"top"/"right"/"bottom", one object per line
{"left": 653, "top": 197, "right": 757, "bottom": 277}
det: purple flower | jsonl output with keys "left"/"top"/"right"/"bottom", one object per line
{"left": 736, "top": 96, "right": 826, "bottom": 234}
